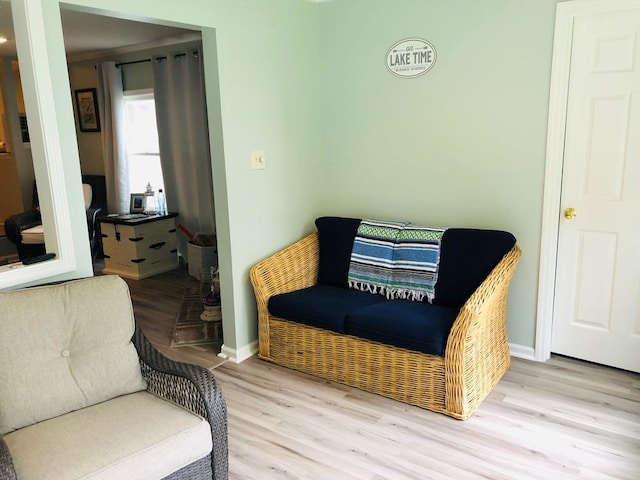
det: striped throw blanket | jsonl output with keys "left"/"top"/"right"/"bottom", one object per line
{"left": 347, "top": 219, "right": 446, "bottom": 303}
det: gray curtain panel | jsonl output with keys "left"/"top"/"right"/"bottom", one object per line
{"left": 152, "top": 49, "right": 216, "bottom": 258}
{"left": 96, "top": 61, "right": 130, "bottom": 214}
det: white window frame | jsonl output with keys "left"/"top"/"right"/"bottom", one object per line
{"left": 0, "top": 0, "right": 91, "bottom": 288}
{"left": 122, "top": 88, "right": 164, "bottom": 195}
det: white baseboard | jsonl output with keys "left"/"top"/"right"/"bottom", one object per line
{"left": 218, "top": 340, "right": 259, "bottom": 364}
{"left": 509, "top": 343, "right": 536, "bottom": 361}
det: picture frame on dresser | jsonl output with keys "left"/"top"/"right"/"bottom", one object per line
{"left": 129, "top": 193, "right": 145, "bottom": 214}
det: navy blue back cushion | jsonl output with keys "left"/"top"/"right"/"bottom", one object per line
{"left": 314, "top": 217, "right": 516, "bottom": 308}
{"left": 315, "top": 216, "right": 361, "bottom": 288}
{"left": 434, "top": 229, "right": 516, "bottom": 308}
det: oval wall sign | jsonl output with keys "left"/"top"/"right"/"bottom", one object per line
{"left": 386, "top": 38, "right": 437, "bottom": 78}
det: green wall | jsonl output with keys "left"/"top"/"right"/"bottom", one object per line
{"left": 59, "top": 0, "right": 321, "bottom": 355}
{"left": 68, "top": 63, "right": 103, "bottom": 175}
{"left": 314, "top": 0, "right": 562, "bottom": 348}
{"left": 25, "top": 0, "right": 564, "bottom": 353}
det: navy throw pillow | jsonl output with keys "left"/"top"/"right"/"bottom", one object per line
{"left": 315, "top": 216, "right": 361, "bottom": 288}
{"left": 434, "top": 229, "right": 516, "bottom": 308}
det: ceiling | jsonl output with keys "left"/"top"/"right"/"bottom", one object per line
{"left": 0, "top": 2, "right": 197, "bottom": 59}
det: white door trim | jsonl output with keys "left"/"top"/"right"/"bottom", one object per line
{"left": 535, "top": 0, "right": 640, "bottom": 362}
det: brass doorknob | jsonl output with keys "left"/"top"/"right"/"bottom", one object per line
{"left": 564, "top": 207, "right": 577, "bottom": 219}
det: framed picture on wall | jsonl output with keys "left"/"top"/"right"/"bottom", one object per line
{"left": 74, "top": 88, "right": 101, "bottom": 132}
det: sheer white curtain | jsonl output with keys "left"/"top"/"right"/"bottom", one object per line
{"left": 152, "top": 49, "right": 215, "bottom": 257}
{"left": 96, "top": 61, "right": 129, "bottom": 214}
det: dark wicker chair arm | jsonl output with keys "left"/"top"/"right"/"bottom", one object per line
{"left": 3, "top": 210, "right": 42, "bottom": 245}
{"left": 0, "top": 438, "right": 17, "bottom": 480}
{"left": 85, "top": 207, "right": 103, "bottom": 235}
{"left": 132, "top": 326, "right": 228, "bottom": 480}
{"left": 86, "top": 207, "right": 105, "bottom": 259}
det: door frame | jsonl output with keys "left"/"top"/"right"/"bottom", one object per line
{"left": 535, "top": 0, "right": 640, "bottom": 362}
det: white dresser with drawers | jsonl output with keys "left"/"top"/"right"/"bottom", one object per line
{"left": 99, "top": 213, "right": 179, "bottom": 280}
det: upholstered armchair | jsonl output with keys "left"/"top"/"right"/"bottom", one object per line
{"left": 3, "top": 175, "right": 107, "bottom": 261}
{"left": 0, "top": 275, "right": 228, "bottom": 480}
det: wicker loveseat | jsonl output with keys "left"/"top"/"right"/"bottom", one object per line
{"left": 250, "top": 216, "right": 521, "bottom": 419}
{"left": 0, "top": 275, "right": 228, "bottom": 480}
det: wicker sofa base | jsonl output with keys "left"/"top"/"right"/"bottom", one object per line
{"left": 251, "top": 232, "right": 520, "bottom": 420}
{"left": 260, "top": 316, "right": 484, "bottom": 419}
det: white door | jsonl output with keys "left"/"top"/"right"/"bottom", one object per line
{"left": 551, "top": 5, "right": 640, "bottom": 373}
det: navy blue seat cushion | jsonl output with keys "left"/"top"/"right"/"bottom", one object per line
{"left": 315, "top": 216, "right": 361, "bottom": 288}
{"left": 345, "top": 300, "right": 459, "bottom": 356}
{"left": 434, "top": 229, "right": 516, "bottom": 308}
{"left": 268, "top": 284, "right": 387, "bottom": 333}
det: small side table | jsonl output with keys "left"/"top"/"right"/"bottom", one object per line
{"left": 98, "top": 213, "right": 178, "bottom": 280}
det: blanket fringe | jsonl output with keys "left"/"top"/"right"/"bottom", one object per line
{"left": 348, "top": 281, "right": 383, "bottom": 296}
{"left": 348, "top": 281, "right": 435, "bottom": 304}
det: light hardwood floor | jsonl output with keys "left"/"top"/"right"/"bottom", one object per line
{"left": 123, "top": 268, "right": 640, "bottom": 480}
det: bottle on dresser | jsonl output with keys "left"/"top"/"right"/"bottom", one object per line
{"left": 157, "top": 188, "right": 166, "bottom": 216}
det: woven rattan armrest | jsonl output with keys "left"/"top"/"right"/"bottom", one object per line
{"left": 0, "top": 438, "right": 17, "bottom": 480}
{"left": 250, "top": 233, "right": 319, "bottom": 358}
{"left": 132, "top": 327, "right": 228, "bottom": 480}
{"left": 250, "top": 232, "right": 319, "bottom": 301}
{"left": 444, "top": 244, "right": 522, "bottom": 418}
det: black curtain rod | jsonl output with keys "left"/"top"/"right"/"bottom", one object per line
{"left": 115, "top": 58, "right": 151, "bottom": 68}
{"left": 115, "top": 51, "right": 195, "bottom": 68}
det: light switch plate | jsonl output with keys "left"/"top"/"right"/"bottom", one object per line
{"left": 251, "top": 150, "right": 266, "bottom": 169}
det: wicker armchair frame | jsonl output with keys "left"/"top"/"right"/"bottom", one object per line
{"left": 0, "top": 327, "right": 228, "bottom": 480}
{"left": 0, "top": 439, "right": 17, "bottom": 480}
{"left": 133, "top": 326, "right": 228, "bottom": 479}
{"left": 250, "top": 232, "right": 522, "bottom": 420}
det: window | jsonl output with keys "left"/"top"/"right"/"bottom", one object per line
{"left": 123, "top": 90, "right": 165, "bottom": 199}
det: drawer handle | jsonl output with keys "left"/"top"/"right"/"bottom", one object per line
{"left": 129, "top": 237, "right": 144, "bottom": 242}
{"left": 169, "top": 228, "right": 176, "bottom": 233}
{"left": 103, "top": 254, "right": 110, "bottom": 259}
{"left": 170, "top": 248, "right": 177, "bottom": 253}
{"left": 131, "top": 258, "right": 146, "bottom": 264}
{"left": 101, "top": 233, "right": 108, "bottom": 238}
{"left": 149, "top": 242, "right": 166, "bottom": 250}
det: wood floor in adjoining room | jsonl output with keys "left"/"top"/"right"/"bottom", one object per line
{"left": 122, "top": 268, "right": 640, "bottom": 480}
{"left": 116, "top": 265, "right": 226, "bottom": 370}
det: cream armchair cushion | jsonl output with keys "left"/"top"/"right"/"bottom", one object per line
{"left": 19, "top": 224, "right": 44, "bottom": 245}
{"left": 3, "top": 391, "right": 212, "bottom": 480}
{"left": 0, "top": 276, "right": 146, "bottom": 435}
